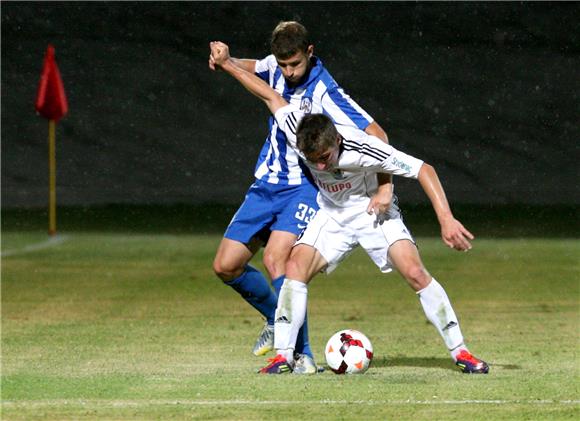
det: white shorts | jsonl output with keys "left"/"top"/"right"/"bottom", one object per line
{"left": 296, "top": 207, "right": 415, "bottom": 274}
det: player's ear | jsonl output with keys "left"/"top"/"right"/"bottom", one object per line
{"left": 307, "top": 45, "right": 314, "bottom": 58}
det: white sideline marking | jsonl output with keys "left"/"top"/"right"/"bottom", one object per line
{"left": 1, "top": 235, "right": 69, "bottom": 257}
{"left": 2, "top": 399, "right": 579, "bottom": 408}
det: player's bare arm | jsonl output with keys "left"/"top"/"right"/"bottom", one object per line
{"left": 365, "top": 121, "right": 388, "bottom": 143}
{"left": 367, "top": 174, "right": 393, "bottom": 218}
{"left": 210, "top": 41, "right": 287, "bottom": 114}
{"left": 210, "top": 57, "right": 256, "bottom": 73}
{"left": 364, "top": 122, "right": 393, "bottom": 217}
{"left": 209, "top": 48, "right": 256, "bottom": 73}
{"left": 417, "top": 163, "right": 474, "bottom": 251}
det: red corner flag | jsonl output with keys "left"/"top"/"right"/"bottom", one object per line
{"left": 36, "top": 44, "right": 68, "bottom": 236}
{"left": 35, "top": 44, "right": 68, "bottom": 121}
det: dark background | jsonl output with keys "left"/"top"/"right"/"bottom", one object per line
{"left": 1, "top": 2, "right": 579, "bottom": 234}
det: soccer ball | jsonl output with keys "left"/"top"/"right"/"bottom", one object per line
{"left": 324, "top": 329, "right": 373, "bottom": 374}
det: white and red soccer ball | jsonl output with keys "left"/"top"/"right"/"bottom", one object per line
{"left": 325, "top": 329, "right": 373, "bottom": 374}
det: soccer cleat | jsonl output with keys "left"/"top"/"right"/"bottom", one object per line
{"left": 293, "top": 353, "right": 318, "bottom": 375}
{"left": 455, "top": 350, "right": 489, "bottom": 374}
{"left": 252, "top": 323, "right": 274, "bottom": 356}
{"left": 258, "top": 354, "right": 292, "bottom": 374}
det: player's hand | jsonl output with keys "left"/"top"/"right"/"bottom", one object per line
{"left": 209, "top": 53, "right": 218, "bottom": 71}
{"left": 367, "top": 184, "right": 393, "bottom": 227}
{"left": 209, "top": 41, "right": 231, "bottom": 67}
{"left": 440, "top": 216, "right": 474, "bottom": 251}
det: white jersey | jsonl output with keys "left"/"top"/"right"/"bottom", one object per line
{"left": 253, "top": 55, "right": 374, "bottom": 186}
{"left": 274, "top": 104, "right": 424, "bottom": 225}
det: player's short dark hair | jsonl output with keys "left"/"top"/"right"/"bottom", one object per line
{"left": 270, "top": 21, "right": 310, "bottom": 59}
{"left": 296, "top": 114, "right": 338, "bottom": 157}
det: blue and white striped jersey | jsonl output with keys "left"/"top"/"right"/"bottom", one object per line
{"left": 253, "top": 55, "right": 374, "bottom": 185}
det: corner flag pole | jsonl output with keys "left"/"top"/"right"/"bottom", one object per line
{"left": 48, "top": 119, "right": 57, "bottom": 236}
{"left": 35, "top": 44, "right": 68, "bottom": 237}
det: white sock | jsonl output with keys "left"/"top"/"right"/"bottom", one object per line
{"left": 417, "top": 278, "right": 466, "bottom": 359}
{"left": 450, "top": 344, "right": 469, "bottom": 361}
{"left": 274, "top": 279, "right": 308, "bottom": 360}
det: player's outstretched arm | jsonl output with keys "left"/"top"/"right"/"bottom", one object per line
{"left": 207, "top": 40, "right": 256, "bottom": 72}
{"left": 417, "top": 163, "right": 475, "bottom": 251}
{"left": 210, "top": 41, "right": 287, "bottom": 114}
{"left": 208, "top": 54, "right": 256, "bottom": 73}
{"left": 209, "top": 55, "right": 256, "bottom": 73}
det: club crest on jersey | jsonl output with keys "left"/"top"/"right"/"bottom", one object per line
{"left": 300, "top": 97, "right": 312, "bottom": 114}
{"left": 331, "top": 169, "right": 345, "bottom": 180}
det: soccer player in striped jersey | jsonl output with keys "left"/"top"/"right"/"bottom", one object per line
{"left": 209, "top": 22, "right": 393, "bottom": 374}
{"left": 210, "top": 41, "right": 489, "bottom": 375}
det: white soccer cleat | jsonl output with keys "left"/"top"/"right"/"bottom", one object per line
{"left": 252, "top": 323, "right": 274, "bottom": 356}
{"left": 293, "top": 353, "right": 320, "bottom": 375}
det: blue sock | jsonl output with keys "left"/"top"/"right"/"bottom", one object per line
{"left": 272, "top": 275, "right": 313, "bottom": 359}
{"left": 271, "top": 275, "right": 284, "bottom": 297}
{"left": 225, "top": 265, "right": 277, "bottom": 325}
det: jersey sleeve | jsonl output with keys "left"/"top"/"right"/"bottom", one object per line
{"left": 346, "top": 135, "right": 424, "bottom": 179}
{"left": 254, "top": 55, "right": 277, "bottom": 83}
{"left": 383, "top": 147, "right": 424, "bottom": 179}
{"left": 273, "top": 104, "right": 305, "bottom": 151}
{"left": 321, "top": 87, "right": 374, "bottom": 131}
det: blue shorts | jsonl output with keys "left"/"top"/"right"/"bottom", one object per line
{"left": 224, "top": 179, "right": 319, "bottom": 245}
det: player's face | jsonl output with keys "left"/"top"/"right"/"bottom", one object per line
{"left": 306, "top": 136, "right": 341, "bottom": 171}
{"left": 276, "top": 46, "right": 313, "bottom": 85}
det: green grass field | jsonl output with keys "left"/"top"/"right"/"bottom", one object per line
{"left": 2, "top": 230, "right": 579, "bottom": 420}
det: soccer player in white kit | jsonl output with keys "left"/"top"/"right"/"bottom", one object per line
{"left": 210, "top": 42, "right": 489, "bottom": 375}
{"left": 209, "top": 23, "right": 393, "bottom": 373}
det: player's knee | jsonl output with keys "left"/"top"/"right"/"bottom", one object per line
{"left": 212, "top": 257, "right": 242, "bottom": 282}
{"left": 403, "top": 264, "right": 430, "bottom": 291}
{"left": 284, "top": 256, "right": 301, "bottom": 280}
{"left": 262, "top": 250, "right": 285, "bottom": 279}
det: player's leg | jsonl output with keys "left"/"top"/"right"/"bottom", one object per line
{"left": 262, "top": 230, "right": 315, "bottom": 361}
{"left": 260, "top": 210, "right": 352, "bottom": 374}
{"left": 213, "top": 236, "right": 278, "bottom": 356}
{"left": 212, "top": 181, "right": 280, "bottom": 355}
{"left": 268, "top": 183, "right": 319, "bottom": 362}
{"left": 213, "top": 237, "right": 261, "bottom": 281}
{"left": 276, "top": 244, "right": 328, "bottom": 355}
{"left": 387, "top": 238, "right": 489, "bottom": 373}
{"left": 388, "top": 239, "right": 464, "bottom": 348}
{"left": 386, "top": 239, "right": 432, "bottom": 291}
{"left": 213, "top": 236, "right": 278, "bottom": 325}
{"left": 262, "top": 230, "right": 295, "bottom": 298}
{"left": 259, "top": 244, "right": 327, "bottom": 374}
{"left": 358, "top": 212, "right": 488, "bottom": 373}
{"left": 262, "top": 230, "right": 295, "bottom": 280}
{"left": 360, "top": 214, "right": 465, "bottom": 353}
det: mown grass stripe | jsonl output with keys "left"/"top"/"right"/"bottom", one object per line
{"left": 2, "top": 399, "right": 579, "bottom": 407}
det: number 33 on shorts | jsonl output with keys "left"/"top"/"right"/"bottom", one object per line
{"left": 295, "top": 203, "right": 317, "bottom": 230}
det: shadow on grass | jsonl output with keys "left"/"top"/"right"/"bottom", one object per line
{"left": 373, "top": 356, "right": 521, "bottom": 371}
{"left": 374, "top": 356, "right": 455, "bottom": 371}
